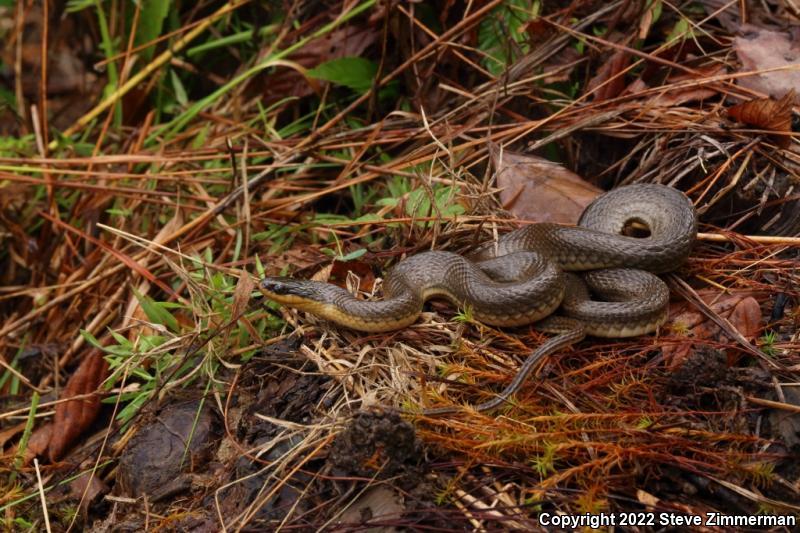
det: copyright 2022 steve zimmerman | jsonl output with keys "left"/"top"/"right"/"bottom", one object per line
{"left": 538, "top": 511, "right": 796, "bottom": 529}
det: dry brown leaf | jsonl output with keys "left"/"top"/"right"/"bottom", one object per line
{"left": 540, "top": 47, "right": 582, "bottom": 84}
{"left": 49, "top": 349, "right": 109, "bottom": 461}
{"left": 0, "top": 421, "right": 26, "bottom": 449}
{"left": 734, "top": 26, "right": 800, "bottom": 100}
{"left": 231, "top": 271, "right": 259, "bottom": 341}
{"left": 14, "top": 423, "right": 53, "bottom": 465}
{"left": 587, "top": 50, "right": 631, "bottom": 102}
{"left": 329, "top": 259, "right": 376, "bottom": 293}
{"left": 273, "top": 247, "right": 330, "bottom": 276}
{"left": 703, "top": 0, "right": 800, "bottom": 34}
{"left": 636, "top": 489, "right": 660, "bottom": 508}
{"left": 664, "top": 290, "right": 763, "bottom": 369}
{"left": 490, "top": 145, "right": 601, "bottom": 224}
{"left": 68, "top": 471, "right": 109, "bottom": 508}
{"left": 261, "top": 24, "right": 378, "bottom": 103}
{"left": 231, "top": 271, "right": 256, "bottom": 321}
{"left": 0, "top": 5, "right": 93, "bottom": 96}
{"left": 727, "top": 89, "right": 795, "bottom": 148}
{"left": 626, "top": 78, "right": 717, "bottom": 107}
{"left": 291, "top": 25, "right": 378, "bottom": 69}
{"left": 337, "top": 486, "right": 405, "bottom": 528}
{"left": 727, "top": 295, "right": 762, "bottom": 337}
{"left": 651, "top": 87, "right": 718, "bottom": 107}
{"left": 698, "top": 0, "right": 745, "bottom": 32}
{"left": 645, "top": 65, "right": 725, "bottom": 107}
{"left": 769, "top": 388, "right": 800, "bottom": 448}
{"left": 0, "top": 182, "right": 32, "bottom": 212}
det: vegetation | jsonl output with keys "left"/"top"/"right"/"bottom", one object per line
{"left": 1, "top": 0, "right": 799, "bottom": 530}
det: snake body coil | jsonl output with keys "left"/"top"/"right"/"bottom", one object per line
{"left": 260, "top": 184, "right": 697, "bottom": 334}
{"left": 260, "top": 184, "right": 697, "bottom": 414}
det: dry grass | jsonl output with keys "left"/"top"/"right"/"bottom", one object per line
{"left": 2, "top": 0, "right": 799, "bottom": 530}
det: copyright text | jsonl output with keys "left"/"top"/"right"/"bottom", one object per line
{"left": 538, "top": 511, "right": 796, "bottom": 529}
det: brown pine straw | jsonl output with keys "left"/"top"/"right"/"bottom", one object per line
{"left": 697, "top": 231, "right": 800, "bottom": 245}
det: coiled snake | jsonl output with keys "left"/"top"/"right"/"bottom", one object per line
{"left": 260, "top": 184, "right": 698, "bottom": 415}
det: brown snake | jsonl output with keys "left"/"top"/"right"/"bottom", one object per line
{"left": 260, "top": 184, "right": 698, "bottom": 415}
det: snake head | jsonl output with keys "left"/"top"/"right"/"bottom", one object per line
{"left": 260, "top": 277, "right": 318, "bottom": 300}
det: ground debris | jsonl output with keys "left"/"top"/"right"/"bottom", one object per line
{"left": 115, "top": 399, "right": 219, "bottom": 500}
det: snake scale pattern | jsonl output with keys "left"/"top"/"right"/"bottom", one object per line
{"left": 260, "top": 183, "right": 698, "bottom": 415}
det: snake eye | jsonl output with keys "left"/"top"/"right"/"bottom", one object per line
{"left": 261, "top": 277, "right": 293, "bottom": 295}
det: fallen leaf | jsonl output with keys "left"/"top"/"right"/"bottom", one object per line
{"left": 261, "top": 24, "right": 378, "bottom": 103}
{"left": 307, "top": 258, "right": 376, "bottom": 294}
{"left": 0, "top": 5, "right": 94, "bottom": 96}
{"left": 0, "top": 4, "right": 99, "bottom": 131}
{"left": 636, "top": 489, "right": 660, "bottom": 508}
{"left": 727, "top": 90, "right": 795, "bottom": 148}
{"left": 0, "top": 182, "right": 32, "bottom": 213}
{"left": 311, "top": 262, "right": 334, "bottom": 283}
{"left": 291, "top": 25, "right": 378, "bottom": 70}
{"left": 337, "top": 486, "right": 405, "bottom": 530}
{"left": 230, "top": 271, "right": 259, "bottom": 343}
{"left": 329, "top": 259, "right": 376, "bottom": 293}
{"left": 271, "top": 246, "right": 331, "bottom": 277}
{"left": 11, "top": 423, "right": 52, "bottom": 465}
{"left": 539, "top": 47, "right": 582, "bottom": 84}
{"left": 734, "top": 26, "right": 800, "bottom": 101}
{"left": 646, "top": 65, "right": 724, "bottom": 106}
{"left": 0, "top": 421, "right": 26, "bottom": 449}
{"left": 68, "top": 471, "right": 109, "bottom": 509}
{"left": 664, "top": 290, "right": 763, "bottom": 369}
{"left": 698, "top": 0, "right": 744, "bottom": 32}
{"left": 587, "top": 50, "right": 631, "bottom": 101}
{"left": 626, "top": 77, "right": 718, "bottom": 107}
{"left": 231, "top": 271, "right": 256, "bottom": 321}
{"left": 700, "top": 0, "right": 786, "bottom": 33}
{"left": 490, "top": 145, "right": 602, "bottom": 224}
{"left": 49, "top": 349, "right": 109, "bottom": 461}
{"left": 768, "top": 387, "right": 800, "bottom": 448}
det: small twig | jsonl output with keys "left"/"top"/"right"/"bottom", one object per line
{"left": 34, "top": 458, "right": 52, "bottom": 533}
{"left": 707, "top": 475, "right": 800, "bottom": 512}
{"left": 746, "top": 395, "right": 800, "bottom": 414}
{"left": 697, "top": 232, "right": 800, "bottom": 245}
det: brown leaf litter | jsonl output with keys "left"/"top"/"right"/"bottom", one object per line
{"left": 728, "top": 89, "right": 796, "bottom": 148}
{"left": 490, "top": 144, "right": 601, "bottom": 224}
{"left": 734, "top": 25, "right": 800, "bottom": 101}
{"left": 664, "top": 289, "right": 764, "bottom": 370}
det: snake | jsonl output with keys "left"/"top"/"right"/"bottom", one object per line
{"left": 259, "top": 183, "right": 698, "bottom": 415}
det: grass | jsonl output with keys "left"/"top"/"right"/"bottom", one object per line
{"left": 1, "top": 0, "right": 800, "bottom": 530}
